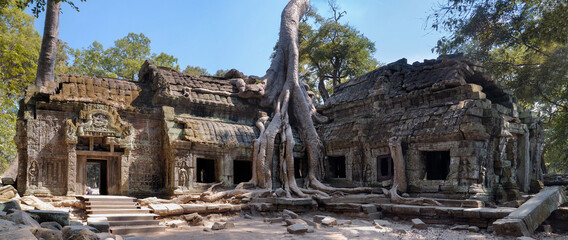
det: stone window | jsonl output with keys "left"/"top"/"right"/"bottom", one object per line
{"left": 377, "top": 155, "right": 393, "bottom": 181}
{"left": 196, "top": 158, "right": 217, "bottom": 183}
{"left": 233, "top": 160, "right": 252, "bottom": 184}
{"left": 327, "top": 156, "right": 346, "bottom": 178}
{"left": 294, "top": 157, "right": 308, "bottom": 178}
{"left": 422, "top": 151, "right": 450, "bottom": 180}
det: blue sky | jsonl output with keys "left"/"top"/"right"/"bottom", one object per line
{"left": 32, "top": 0, "right": 446, "bottom": 76}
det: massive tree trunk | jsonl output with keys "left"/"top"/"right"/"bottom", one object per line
{"left": 245, "top": 0, "right": 372, "bottom": 197}
{"left": 35, "top": 0, "right": 60, "bottom": 87}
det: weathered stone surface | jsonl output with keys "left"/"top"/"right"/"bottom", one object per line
{"left": 411, "top": 218, "right": 426, "bottom": 229}
{"left": 21, "top": 196, "right": 55, "bottom": 210}
{"left": 31, "top": 227, "right": 63, "bottom": 240}
{"left": 149, "top": 204, "right": 168, "bottom": 216}
{"left": 164, "top": 203, "right": 184, "bottom": 215}
{"left": 0, "top": 200, "right": 21, "bottom": 213}
{"left": 494, "top": 186, "right": 567, "bottom": 236}
{"left": 211, "top": 222, "right": 225, "bottom": 230}
{"left": 373, "top": 219, "right": 391, "bottom": 229}
{"left": 181, "top": 204, "right": 207, "bottom": 213}
{"left": 41, "top": 221, "right": 63, "bottom": 231}
{"left": 0, "top": 228, "right": 37, "bottom": 239}
{"left": 0, "top": 185, "right": 17, "bottom": 199}
{"left": 0, "top": 218, "right": 20, "bottom": 232}
{"left": 321, "top": 217, "right": 337, "bottom": 226}
{"left": 287, "top": 223, "right": 308, "bottom": 234}
{"left": 282, "top": 209, "right": 298, "bottom": 219}
{"left": 88, "top": 221, "right": 110, "bottom": 232}
{"left": 361, "top": 204, "right": 377, "bottom": 214}
{"left": 450, "top": 225, "right": 470, "bottom": 231}
{"left": 285, "top": 219, "right": 307, "bottom": 226}
{"left": 27, "top": 210, "right": 69, "bottom": 226}
{"left": 1, "top": 178, "right": 15, "bottom": 185}
{"left": 68, "top": 228, "right": 99, "bottom": 240}
{"left": 313, "top": 215, "right": 327, "bottom": 223}
{"left": 62, "top": 225, "right": 100, "bottom": 239}
{"left": 337, "top": 220, "right": 352, "bottom": 226}
{"left": 7, "top": 210, "right": 40, "bottom": 228}
{"left": 182, "top": 213, "right": 203, "bottom": 226}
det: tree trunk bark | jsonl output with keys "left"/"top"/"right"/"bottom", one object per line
{"left": 318, "top": 77, "right": 329, "bottom": 102}
{"left": 35, "top": 0, "right": 60, "bottom": 87}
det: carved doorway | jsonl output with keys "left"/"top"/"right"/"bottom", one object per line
{"left": 87, "top": 159, "right": 108, "bottom": 195}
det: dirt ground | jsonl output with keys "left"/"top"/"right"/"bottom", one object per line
{"left": 122, "top": 212, "right": 568, "bottom": 240}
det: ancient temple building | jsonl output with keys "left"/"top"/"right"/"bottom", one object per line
{"left": 15, "top": 57, "right": 544, "bottom": 203}
{"left": 316, "top": 57, "right": 544, "bottom": 202}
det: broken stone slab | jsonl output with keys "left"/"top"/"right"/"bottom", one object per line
{"left": 321, "top": 217, "right": 337, "bottom": 226}
{"left": 494, "top": 186, "right": 567, "bottom": 236}
{"left": 149, "top": 204, "right": 168, "bottom": 216}
{"left": 411, "top": 218, "right": 427, "bottom": 229}
{"left": 337, "top": 220, "right": 352, "bottom": 226}
{"left": 285, "top": 218, "right": 307, "bottom": 226}
{"left": 164, "top": 203, "right": 184, "bottom": 215}
{"left": 287, "top": 223, "right": 308, "bottom": 234}
{"left": 21, "top": 196, "right": 55, "bottom": 210}
{"left": 0, "top": 185, "right": 17, "bottom": 199}
{"left": 282, "top": 209, "right": 299, "bottom": 219}
{"left": 211, "top": 222, "right": 225, "bottom": 230}
{"left": 267, "top": 217, "right": 284, "bottom": 224}
{"left": 180, "top": 204, "right": 207, "bottom": 213}
{"left": 27, "top": 210, "right": 69, "bottom": 226}
{"left": 303, "top": 219, "right": 318, "bottom": 228}
{"left": 450, "top": 225, "right": 470, "bottom": 231}
{"left": 31, "top": 227, "right": 63, "bottom": 240}
{"left": 88, "top": 221, "right": 110, "bottom": 232}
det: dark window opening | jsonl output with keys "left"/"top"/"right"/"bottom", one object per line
{"left": 294, "top": 157, "right": 309, "bottom": 178}
{"left": 233, "top": 160, "right": 252, "bottom": 184}
{"left": 86, "top": 160, "right": 107, "bottom": 195}
{"left": 327, "top": 156, "right": 346, "bottom": 178}
{"left": 422, "top": 151, "right": 451, "bottom": 180}
{"left": 377, "top": 155, "right": 394, "bottom": 181}
{"left": 197, "top": 158, "right": 217, "bottom": 183}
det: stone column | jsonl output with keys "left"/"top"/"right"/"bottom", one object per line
{"left": 517, "top": 129, "right": 530, "bottom": 193}
{"left": 120, "top": 150, "right": 130, "bottom": 195}
{"left": 66, "top": 144, "right": 77, "bottom": 196}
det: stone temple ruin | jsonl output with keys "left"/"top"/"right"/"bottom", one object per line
{"left": 11, "top": 56, "right": 566, "bottom": 237}
{"left": 15, "top": 57, "right": 545, "bottom": 202}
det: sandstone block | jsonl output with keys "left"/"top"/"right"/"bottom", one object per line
{"left": 321, "top": 217, "right": 337, "bottom": 226}
{"left": 31, "top": 227, "right": 63, "bottom": 240}
{"left": 287, "top": 223, "right": 308, "bottom": 234}
{"left": 282, "top": 209, "right": 299, "bottom": 219}
{"left": 7, "top": 210, "right": 40, "bottom": 228}
{"left": 181, "top": 204, "right": 207, "bottom": 213}
{"left": 68, "top": 228, "right": 99, "bottom": 240}
{"left": 411, "top": 218, "right": 426, "bottom": 229}
{"left": 0, "top": 228, "right": 37, "bottom": 239}
{"left": 27, "top": 210, "right": 69, "bottom": 226}
{"left": 313, "top": 215, "right": 327, "bottom": 223}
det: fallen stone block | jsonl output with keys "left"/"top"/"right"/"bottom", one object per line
{"left": 0, "top": 200, "right": 21, "bottom": 213}
{"left": 41, "top": 221, "right": 63, "bottom": 231}
{"left": 180, "top": 204, "right": 207, "bottom": 213}
{"left": 182, "top": 213, "right": 203, "bottom": 226}
{"left": 149, "top": 204, "right": 168, "bottom": 216}
{"left": 223, "top": 222, "right": 235, "bottom": 229}
{"left": 62, "top": 225, "right": 100, "bottom": 239}
{"left": 88, "top": 221, "right": 110, "bottom": 232}
{"left": 211, "top": 222, "right": 225, "bottom": 230}
{"left": 68, "top": 228, "right": 99, "bottom": 240}
{"left": 0, "top": 228, "right": 37, "bottom": 239}
{"left": 321, "top": 217, "right": 337, "bottom": 226}
{"left": 283, "top": 209, "right": 299, "bottom": 219}
{"left": 337, "top": 220, "right": 352, "bottom": 226}
{"left": 411, "top": 218, "right": 426, "bottom": 229}
{"left": 7, "top": 210, "right": 40, "bottom": 228}
{"left": 494, "top": 186, "right": 567, "bottom": 236}
{"left": 0, "top": 185, "right": 17, "bottom": 199}
{"left": 1, "top": 178, "right": 15, "bottom": 185}
{"left": 468, "top": 226, "right": 480, "bottom": 232}
{"left": 27, "top": 210, "right": 69, "bottom": 226}
{"left": 313, "top": 215, "right": 327, "bottom": 223}
{"left": 450, "top": 225, "right": 469, "bottom": 231}
{"left": 21, "top": 196, "right": 55, "bottom": 210}
{"left": 285, "top": 218, "right": 307, "bottom": 226}
{"left": 31, "top": 227, "right": 63, "bottom": 240}
{"left": 164, "top": 203, "right": 184, "bottom": 215}
{"left": 287, "top": 223, "right": 308, "bottom": 234}
{"left": 268, "top": 217, "right": 283, "bottom": 224}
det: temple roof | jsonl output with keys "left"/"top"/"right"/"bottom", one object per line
{"left": 172, "top": 116, "right": 258, "bottom": 147}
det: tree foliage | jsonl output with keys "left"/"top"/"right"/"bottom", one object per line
{"left": 299, "top": 1, "right": 378, "bottom": 102}
{"left": 0, "top": 1, "right": 41, "bottom": 173}
{"left": 69, "top": 33, "right": 180, "bottom": 80}
{"left": 183, "top": 65, "right": 210, "bottom": 76}
{"left": 430, "top": 0, "right": 568, "bottom": 172}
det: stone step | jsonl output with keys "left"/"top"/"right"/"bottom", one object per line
{"left": 86, "top": 204, "right": 138, "bottom": 209}
{"left": 86, "top": 201, "right": 138, "bottom": 207}
{"left": 88, "top": 213, "right": 158, "bottom": 222}
{"left": 108, "top": 220, "right": 161, "bottom": 226}
{"left": 88, "top": 209, "right": 151, "bottom": 215}
{"left": 78, "top": 195, "right": 137, "bottom": 202}
{"left": 110, "top": 225, "right": 167, "bottom": 235}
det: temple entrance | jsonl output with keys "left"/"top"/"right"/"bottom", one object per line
{"left": 86, "top": 159, "right": 108, "bottom": 195}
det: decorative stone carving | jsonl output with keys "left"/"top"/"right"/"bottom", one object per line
{"left": 66, "top": 104, "right": 134, "bottom": 148}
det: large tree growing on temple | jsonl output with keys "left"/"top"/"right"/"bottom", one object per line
{"left": 430, "top": 0, "right": 568, "bottom": 172}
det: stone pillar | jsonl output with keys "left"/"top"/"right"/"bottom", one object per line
{"left": 66, "top": 144, "right": 77, "bottom": 196}
{"left": 517, "top": 129, "right": 530, "bottom": 193}
{"left": 120, "top": 151, "right": 130, "bottom": 195}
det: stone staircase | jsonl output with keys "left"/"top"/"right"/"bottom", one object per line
{"left": 77, "top": 195, "right": 166, "bottom": 235}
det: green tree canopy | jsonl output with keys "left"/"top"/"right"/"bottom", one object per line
{"left": 0, "top": 1, "right": 41, "bottom": 172}
{"left": 430, "top": 0, "right": 568, "bottom": 172}
{"left": 69, "top": 33, "right": 180, "bottom": 80}
{"left": 299, "top": 1, "right": 378, "bottom": 102}
{"left": 183, "top": 65, "right": 210, "bottom": 76}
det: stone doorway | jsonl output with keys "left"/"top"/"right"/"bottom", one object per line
{"left": 86, "top": 159, "right": 108, "bottom": 195}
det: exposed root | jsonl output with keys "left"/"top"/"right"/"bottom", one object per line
{"left": 389, "top": 183, "right": 443, "bottom": 206}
